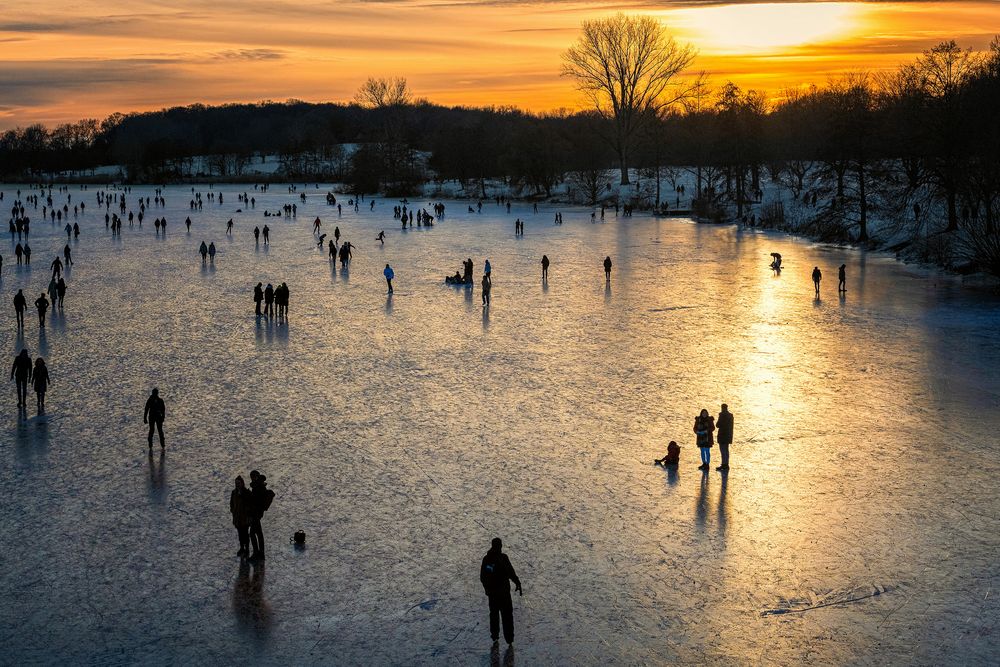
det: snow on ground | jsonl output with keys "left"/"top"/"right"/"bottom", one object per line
{"left": 1, "top": 183, "right": 999, "bottom": 665}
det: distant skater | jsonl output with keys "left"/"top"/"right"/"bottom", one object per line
{"left": 63, "top": 244, "right": 72, "bottom": 266}
{"left": 328, "top": 239, "right": 335, "bottom": 259}
{"left": 541, "top": 255, "right": 549, "bottom": 281}
{"left": 143, "top": 388, "right": 166, "bottom": 449}
{"left": 838, "top": 264, "right": 846, "bottom": 293}
{"left": 262, "top": 225, "right": 269, "bottom": 244}
{"left": 482, "top": 274, "right": 491, "bottom": 306}
{"left": 715, "top": 404, "right": 734, "bottom": 471}
{"left": 13, "top": 289, "right": 26, "bottom": 327}
{"left": 32, "top": 357, "right": 49, "bottom": 413}
{"left": 654, "top": 440, "right": 681, "bottom": 466}
{"left": 230, "top": 476, "right": 252, "bottom": 558}
{"left": 34, "top": 293, "right": 48, "bottom": 327}
{"left": 208, "top": 242, "right": 216, "bottom": 262}
{"left": 480, "top": 538, "right": 522, "bottom": 646}
{"left": 227, "top": 219, "right": 233, "bottom": 234}
{"left": 254, "top": 226, "right": 260, "bottom": 244}
{"left": 604, "top": 256, "right": 612, "bottom": 281}
{"left": 694, "top": 408, "right": 715, "bottom": 470}
{"left": 56, "top": 278, "right": 66, "bottom": 308}
{"left": 51, "top": 256, "right": 63, "bottom": 278}
{"left": 384, "top": 264, "right": 394, "bottom": 293}
{"left": 812, "top": 266, "right": 822, "bottom": 294}
{"left": 376, "top": 231, "right": 385, "bottom": 245}
{"left": 200, "top": 241, "right": 208, "bottom": 262}
{"left": 10, "top": 349, "right": 32, "bottom": 408}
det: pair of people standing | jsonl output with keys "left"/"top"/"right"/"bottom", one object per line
{"left": 10, "top": 349, "right": 49, "bottom": 412}
{"left": 229, "top": 470, "right": 274, "bottom": 561}
{"left": 693, "top": 404, "right": 734, "bottom": 471}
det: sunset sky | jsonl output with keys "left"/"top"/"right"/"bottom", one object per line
{"left": 1, "top": 1, "right": 999, "bottom": 128}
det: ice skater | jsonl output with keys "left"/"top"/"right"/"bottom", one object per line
{"left": 230, "top": 476, "right": 252, "bottom": 558}
{"left": 32, "top": 357, "right": 49, "bottom": 413}
{"left": 604, "top": 256, "right": 612, "bottom": 281}
{"left": 838, "top": 264, "right": 846, "bottom": 293}
{"left": 812, "top": 266, "right": 822, "bottom": 294}
{"left": 541, "top": 255, "right": 549, "bottom": 281}
{"left": 63, "top": 244, "right": 72, "bottom": 266}
{"left": 482, "top": 273, "right": 491, "bottom": 306}
{"left": 715, "top": 404, "right": 733, "bottom": 471}
{"left": 384, "top": 263, "right": 394, "bottom": 293}
{"left": 143, "top": 388, "right": 166, "bottom": 449}
{"left": 480, "top": 538, "right": 522, "bottom": 646}
{"left": 694, "top": 408, "right": 715, "bottom": 470}
{"left": 376, "top": 230, "right": 385, "bottom": 245}
{"left": 50, "top": 256, "right": 63, "bottom": 279}
{"left": 10, "top": 349, "right": 32, "bottom": 408}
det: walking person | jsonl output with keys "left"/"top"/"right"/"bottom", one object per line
{"left": 384, "top": 264, "right": 394, "bottom": 293}
{"left": 56, "top": 278, "right": 66, "bottom": 309}
{"left": 143, "top": 387, "right": 166, "bottom": 449}
{"left": 604, "top": 256, "right": 612, "bottom": 281}
{"left": 32, "top": 357, "right": 49, "bottom": 413}
{"left": 13, "top": 289, "right": 26, "bottom": 327}
{"left": 34, "top": 293, "right": 49, "bottom": 327}
{"left": 230, "top": 476, "right": 252, "bottom": 558}
{"left": 10, "top": 349, "right": 32, "bottom": 408}
{"left": 50, "top": 256, "right": 63, "bottom": 279}
{"left": 812, "top": 266, "right": 822, "bottom": 294}
{"left": 541, "top": 255, "right": 549, "bottom": 281}
{"left": 694, "top": 408, "right": 715, "bottom": 470}
{"left": 838, "top": 264, "right": 846, "bottom": 293}
{"left": 715, "top": 404, "right": 734, "bottom": 471}
{"left": 482, "top": 273, "right": 491, "bottom": 307}
{"left": 63, "top": 244, "right": 72, "bottom": 266}
{"left": 480, "top": 538, "right": 522, "bottom": 646}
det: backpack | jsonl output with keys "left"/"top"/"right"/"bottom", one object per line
{"left": 261, "top": 488, "right": 275, "bottom": 512}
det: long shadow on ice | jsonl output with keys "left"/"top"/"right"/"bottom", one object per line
{"left": 147, "top": 449, "right": 167, "bottom": 505}
{"left": 232, "top": 560, "right": 272, "bottom": 643}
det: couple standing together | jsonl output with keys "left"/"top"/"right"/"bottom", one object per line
{"left": 694, "top": 404, "right": 734, "bottom": 471}
{"left": 229, "top": 471, "right": 274, "bottom": 561}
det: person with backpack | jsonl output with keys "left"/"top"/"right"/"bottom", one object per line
{"left": 480, "top": 537, "right": 522, "bottom": 646}
{"left": 248, "top": 470, "right": 274, "bottom": 561}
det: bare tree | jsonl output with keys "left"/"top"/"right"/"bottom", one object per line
{"left": 354, "top": 77, "right": 412, "bottom": 108}
{"left": 562, "top": 13, "right": 697, "bottom": 185}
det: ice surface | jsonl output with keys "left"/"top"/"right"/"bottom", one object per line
{"left": 1, "top": 185, "right": 999, "bottom": 666}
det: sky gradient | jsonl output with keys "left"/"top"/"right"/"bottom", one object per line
{"left": 1, "top": 1, "right": 999, "bottom": 128}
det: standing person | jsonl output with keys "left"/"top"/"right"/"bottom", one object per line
{"left": 604, "top": 256, "right": 612, "bottom": 281}
{"left": 10, "top": 349, "right": 32, "bottom": 408}
{"left": 13, "top": 289, "right": 26, "bottom": 327}
{"left": 262, "top": 225, "right": 269, "bottom": 245}
{"left": 248, "top": 470, "right": 273, "bottom": 561}
{"left": 541, "top": 255, "right": 549, "bottom": 281}
{"left": 32, "top": 357, "right": 49, "bottom": 413}
{"left": 264, "top": 283, "right": 274, "bottom": 317}
{"left": 56, "top": 278, "right": 66, "bottom": 309}
{"left": 253, "top": 282, "right": 264, "bottom": 316}
{"left": 14, "top": 243, "right": 22, "bottom": 265}
{"left": 34, "top": 293, "right": 49, "bottom": 327}
{"left": 482, "top": 273, "right": 491, "bottom": 307}
{"left": 47, "top": 278, "right": 58, "bottom": 309}
{"left": 63, "top": 244, "right": 72, "bottom": 266}
{"left": 694, "top": 409, "right": 715, "bottom": 470}
{"left": 838, "top": 264, "right": 846, "bottom": 293}
{"left": 143, "top": 388, "right": 166, "bottom": 449}
{"left": 384, "top": 264, "right": 394, "bottom": 293}
{"left": 199, "top": 241, "right": 208, "bottom": 262}
{"left": 51, "top": 256, "right": 63, "bottom": 279}
{"left": 23, "top": 243, "right": 31, "bottom": 265}
{"left": 334, "top": 226, "right": 340, "bottom": 245}
{"left": 715, "top": 404, "right": 734, "bottom": 471}
{"left": 484, "top": 259, "right": 492, "bottom": 284}
{"left": 253, "top": 226, "right": 260, "bottom": 244}
{"left": 230, "top": 476, "right": 252, "bottom": 558}
{"left": 480, "top": 538, "right": 522, "bottom": 646}
{"left": 812, "top": 266, "right": 822, "bottom": 294}
{"left": 208, "top": 242, "right": 216, "bottom": 262}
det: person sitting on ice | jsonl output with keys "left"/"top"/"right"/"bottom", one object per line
{"left": 654, "top": 441, "right": 681, "bottom": 466}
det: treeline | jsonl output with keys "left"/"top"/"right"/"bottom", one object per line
{"left": 2, "top": 39, "right": 1000, "bottom": 270}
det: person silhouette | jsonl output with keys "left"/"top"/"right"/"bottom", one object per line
{"left": 248, "top": 470, "right": 270, "bottom": 561}
{"left": 199, "top": 241, "right": 208, "bottom": 262}
{"left": 143, "top": 388, "right": 166, "bottom": 449}
{"left": 254, "top": 226, "right": 260, "bottom": 244}
{"left": 838, "top": 264, "right": 846, "bottom": 293}
{"left": 63, "top": 244, "right": 72, "bottom": 266}
{"left": 254, "top": 282, "right": 264, "bottom": 316}
{"left": 50, "top": 256, "right": 63, "bottom": 278}
{"left": 230, "top": 475, "right": 253, "bottom": 558}
{"left": 812, "top": 266, "right": 822, "bottom": 294}
{"left": 604, "top": 256, "right": 612, "bottom": 281}
{"left": 480, "top": 538, "right": 522, "bottom": 646}
{"left": 264, "top": 283, "right": 274, "bottom": 317}
{"left": 56, "top": 278, "right": 66, "bottom": 308}
{"left": 376, "top": 231, "right": 385, "bottom": 245}
{"left": 262, "top": 225, "right": 269, "bottom": 244}
{"left": 384, "top": 264, "right": 394, "bottom": 293}
{"left": 13, "top": 288, "right": 26, "bottom": 327}
{"left": 34, "top": 292, "right": 49, "bottom": 327}
{"left": 10, "top": 349, "right": 32, "bottom": 408}
{"left": 208, "top": 242, "right": 217, "bottom": 262}
{"left": 716, "top": 404, "right": 734, "bottom": 471}
{"left": 541, "top": 255, "right": 549, "bottom": 281}
{"left": 32, "top": 357, "right": 49, "bottom": 413}
{"left": 694, "top": 408, "right": 715, "bottom": 470}
{"left": 482, "top": 273, "right": 491, "bottom": 306}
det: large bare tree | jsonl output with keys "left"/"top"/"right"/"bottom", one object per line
{"left": 355, "top": 77, "right": 412, "bottom": 108}
{"left": 562, "top": 13, "right": 697, "bottom": 185}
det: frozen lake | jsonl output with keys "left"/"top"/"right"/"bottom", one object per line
{"left": 1, "top": 184, "right": 999, "bottom": 665}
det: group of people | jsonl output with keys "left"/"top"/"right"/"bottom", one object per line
{"left": 229, "top": 470, "right": 274, "bottom": 561}
{"left": 9, "top": 348, "right": 50, "bottom": 413}
{"left": 811, "top": 264, "right": 848, "bottom": 294}
{"left": 655, "top": 404, "right": 735, "bottom": 471}
{"left": 253, "top": 282, "right": 290, "bottom": 318}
